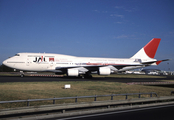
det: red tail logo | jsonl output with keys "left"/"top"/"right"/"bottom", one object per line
{"left": 143, "top": 38, "right": 161, "bottom": 58}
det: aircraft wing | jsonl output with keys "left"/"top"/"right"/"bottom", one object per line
{"left": 55, "top": 64, "right": 143, "bottom": 73}
{"left": 55, "top": 59, "right": 170, "bottom": 74}
{"left": 52, "top": 58, "right": 170, "bottom": 75}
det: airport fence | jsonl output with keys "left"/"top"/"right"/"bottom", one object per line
{"left": 0, "top": 92, "right": 158, "bottom": 107}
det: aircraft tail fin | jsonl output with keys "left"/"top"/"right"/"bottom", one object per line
{"left": 131, "top": 38, "right": 161, "bottom": 59}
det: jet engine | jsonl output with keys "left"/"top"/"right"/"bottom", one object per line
{"left": 98, "top": 67, "right": 111, "bottom": 75}
{"left": 67, "top": 69, "right": 79, "bottom": 76}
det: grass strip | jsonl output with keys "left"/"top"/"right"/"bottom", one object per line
{"left": 0, "top": 80, "right": 174, "bottom": 109}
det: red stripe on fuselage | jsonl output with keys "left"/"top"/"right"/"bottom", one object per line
{"left": 86, "top": 63, "right": 128, "bottom": 66}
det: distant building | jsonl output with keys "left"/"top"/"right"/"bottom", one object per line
{"left": 125, "top": 69, "right": 174, "bottom": 76}
{"left": 141, "top": 69, "right": 161, "bottom": 75}
{"left": 125, "top": 70, "right": 145, "bottom": 74}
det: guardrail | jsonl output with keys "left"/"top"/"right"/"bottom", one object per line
{"left": 0, "top": 92, "right": 157, "bottom": 107}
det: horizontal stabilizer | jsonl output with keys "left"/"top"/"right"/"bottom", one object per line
{"left": 155, "top": 59, "right": 170, "bottom": 65}
{"left": 142, "top": 59, "right": 170, "bottom": 65}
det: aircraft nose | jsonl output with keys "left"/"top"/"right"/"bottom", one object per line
{"left": 2, "top": 60, "right": 7, "bottom": 66}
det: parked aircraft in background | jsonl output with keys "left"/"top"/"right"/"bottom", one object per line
{"left": 2, "top": 38, "right": 169, "bottom": 78}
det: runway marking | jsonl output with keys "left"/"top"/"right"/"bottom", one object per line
{"left": 57, "top": 104, "right": 174, "bottom": 120}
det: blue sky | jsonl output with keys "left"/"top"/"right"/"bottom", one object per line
{"left": 0, "top": 0, "right": 174, "bottom": 71}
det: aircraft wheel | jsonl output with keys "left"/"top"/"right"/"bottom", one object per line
{"left": 20, "top": 74, "right": 24, "bottom": 77}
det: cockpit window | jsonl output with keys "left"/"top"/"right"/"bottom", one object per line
{"left": 15, "top": 54, "right": 20, "bottom": 56}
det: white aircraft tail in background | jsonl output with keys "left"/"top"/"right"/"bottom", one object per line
{"left": 3, "top": 38, "right": 169, "bottom": 78}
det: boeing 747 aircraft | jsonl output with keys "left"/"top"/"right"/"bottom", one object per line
{"left": 2, "top": 38, "right": 169, "bottom": 78}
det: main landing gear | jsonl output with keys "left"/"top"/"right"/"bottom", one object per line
{"left": 20, "top": 71, "right": 24, "bottom": 77}
{"left": 82, "top": 73, "right": 93, "bottom": 79}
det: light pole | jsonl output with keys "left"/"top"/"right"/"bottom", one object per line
{"left": 167, "top": 62, "right": 170, "bottom": 71}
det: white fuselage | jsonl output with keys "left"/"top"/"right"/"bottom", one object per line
{"left": 3, "top": 53, "right": 142, "bottom": 72}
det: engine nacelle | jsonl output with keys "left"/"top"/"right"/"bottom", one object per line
{"left": 67, "top": 69, "right": 79, "bottom": 76}
{"left": 98, "top": 67, "right": 111, "bottom": 75}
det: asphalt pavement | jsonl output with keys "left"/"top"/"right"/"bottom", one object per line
{"left": 55, "top": 104, "right": 174, "bottom": 120}
{"left": 0, "top": 75, "right": 174, "bottom": 83}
